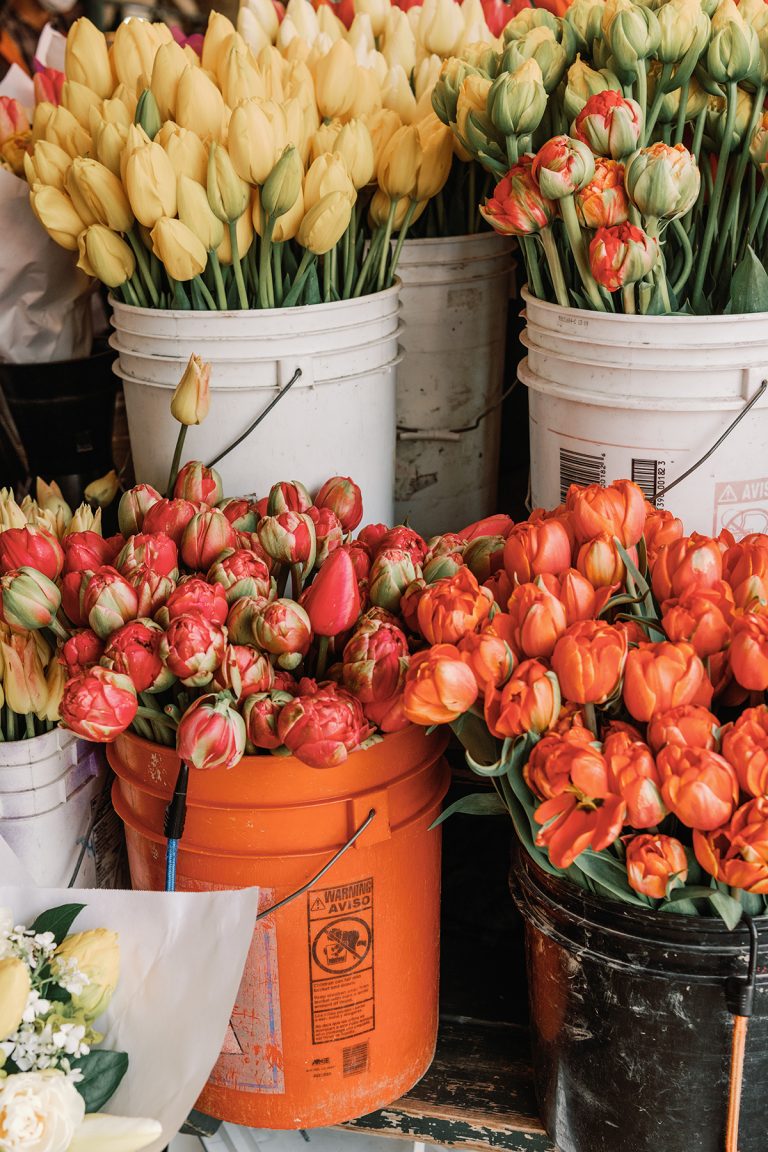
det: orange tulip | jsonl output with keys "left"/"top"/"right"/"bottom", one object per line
{"left": 661, "top": 581, "right": 735, "bottom": 658}
{"left": 623, "top": 641, "right": 712, "bottom": 722}
{"left": 403, "top": 643, "right": 478, "bottom": 725}
{"left": 729, "top": 605, "right": 768, "bottom": 691}
{"left": 723, "top": 539, "right": 768, "bottom": 608}
{"left": 656, "top": 744, "right": 738, "bottom": 831}
{"left": 399, "top": 577, "right": 426, "bottom": 633}
{"left": 646, "top": 704, "right": 720, "bottom": 754}
{"left": 524, "top": 729, "right": 605, "bottom": 801}
{"left": 616, "top": 617, "right": 652, "bottom": 647}
{"left": 625, "top": 833, "right": 688, "bottom": 899}
{"left": 566, "top": 480, "right": 646, "bottom": 548}
{"left": 576, "top": 533, "right": 628, "bottom": 588}
{"left": 484, "top": 659, "right": 560, "bottom": 739}
{"left": 484, "top": 569, "right": 514, "bottom": 609}
{"left": 416, "top": 565, "right": 493, "bottom": 645}
{"left": 551, "top": 619, "right": 628, "bottom": 705}
{"left": 534, "top": 791, "right": 626, "bottom": 870}
{"left": 693, "top": 797, "right": 768, "bottom": 894}
{"left": 503, "top": 519, "right": 572, "bottom": 585}
{"left": 539, "top": 568, "right": 597, "bottom": 626}
{"left": 603, "top": 727, "right": 665, "bottom": 828}
{"left": 643, "top": 505, "right": 684, "bottom": 565}
{"left": 528, "top": 505, "right": 577, "bottom": 552}
{"left": 651, "top": 536, "right": 723, "bottom": 603}
{"left": 553, "top": 702, "right": 591, "bottom": 736}
{"left": 458, "top": 627, "right": 515, "bottom": 693}
{"left": 507, "top": 582, "right": 567, "bottom": 659}
{"left": 721, "top": 706, "right": 768, "bottom": 798}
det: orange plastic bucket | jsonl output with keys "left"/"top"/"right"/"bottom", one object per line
{"left": 108, "top": 724, "right": 449, "bottom": 1129}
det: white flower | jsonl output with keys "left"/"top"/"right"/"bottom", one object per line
{"left": 68, "top": 1113, "right": 162, "bottom": 1152}
{"left": 0, "top": 909, "right": 14, "bottom": 958}
{"left": 0, "top": 1069, "right": 84, "bottom": 1152}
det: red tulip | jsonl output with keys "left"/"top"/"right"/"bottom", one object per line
{"left": 567, "top": 480, "right": 646, "bottom": 548}
{"left": 242, "top": 690, "right": 293, "bottom": 749}
{"left": 61, "top": 629, "right": 105, "bottom": 677}
{"left": 342, "top": 616, "right": 409, "bottom": 702}
{"left": 173, "top": 460, "right": 223, "bottom": 505}
{"left": 363, "top": 690, "right": 411, "bottom": 733}
{"left": 307, "top": 505, "right": 344, "bottom": 564}
{"left": 300, "top": 547, "right": 361, "bottom": 637}
{"left": 214, "top": 643, "right": 275, "bottom": 700}
{"left": 694, "top": 798, "right": 768, "bottom": 894}
{"left": 266, "top": 479, "right": 313, "bottom": 515}
{"left": 62, "top": 530, "right": 118, "bottom": 576}
{"left": 116, "top": 532, "right": 179, "bottom": 579}
{"left": 625, "top": 834, "right": 688, "bottom": 899}
{"left": 102, "top": 618, "right": 169, "bottom": 693}
{"left": 177, "top": 692, "right": 246, "bottom": 770}
{"left": 83, "top": 566, "right": 139, "bottom": 640}
{"left": 277, "top": 683, "right": 373, "bottom": 768}
{"left": 207, "top": 549, "right": 273, "bottom": 604}
{"left": 159, "top": 612, "right": 227, "bottom": 687}
{"left": 503, "top": 519, "right": 572, "bottom": 584}
{"left": 484, "top": 659, "right": 561, "bottom": 739}
{"left": 458, "top": 514, "right": 514, "bottom": 541}
{"left": 657, "top": 745, "right": 738, "bottom": 831}
{"left": 254, "top": 599, "right": 312, "bottom": 669}
{"left": 142, "top": 498, "right": 199, "bottom": 546}
{"left": 0, "top": 526, "right": 64, "bottom": 581}
{"left": 61, "top": 666, "right": 138, "bottom": 742}
{"left": 166, "top": 576, "right": 229, "bottom": 625}
{"left": 118, "top": 483, "right": 162, "bottom": 536}
{"left": 314, "top": 476, "right": 364, "bottom": 531}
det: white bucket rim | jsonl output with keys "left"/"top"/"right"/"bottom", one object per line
{"left": 115, "top": 352, "right": 403, "bottom": 391}
{"left": 519, "top": 329, "right": 768, "bottom": 375}
{"left": 108, "top": 282, "right": 400, "bottom": 323}
{"left": 521, "top": 285, "right": 768, "bottom": 326}
{"left": 399, "top": 232, "right": 516, "bottom": 255}
{"left": 0, "top": 727, "right": 76, "bottom": 771}
{"left": 522, "top": 320, "right": 768, "bottom": 358}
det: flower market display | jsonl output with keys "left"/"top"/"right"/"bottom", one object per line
{"left": 0, "top": 901, "right": 160, "bottom": 1152}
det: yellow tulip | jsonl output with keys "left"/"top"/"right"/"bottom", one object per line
{"left": 175, "top": 65, "right": 227, "bottom": 143}
{"left": 364, "top": 107, "right": 403, "bottom": 163}
{"left": 61, "top": 80, "right": 102, "bottom": 130}
{"left": 298, "top": 190, "right": 353, "bottom": 254}
{"left": 77, "top": 225, "right": 135, "bottom": 288}
{"left": 257, "top": 45, "right": 287, "bottom": 102}
{"left": 314, "top": 39, "right": 359, "bottom": 120}
{"left": 125, "top": 142, "right": 177, "bottom": 228}
{"left": 36, "top": 479, "right": 72, "bottom": 530}
{"left": 31, "top": 101, "right": 55, "bottom": 144}
{"left": 220, "top": 36, "right": 265, "bottom": 106}
{"left": 241, "top": 0, "right": 280, "bottom": 41}
{"left": 42, "top": 105, "right": 91, "bottom": 159}
{"left": 316, "top": 5, "right": 345, "bottom": 41}
{"left": 53, "top": 930, "right": 120, "bottom": 1021}
{"left": 119, "top": 123, "right": 152, "bottom": 184}
{"left": 303, "top": 152, "right": 355, "bottom": 212}
{"left": 228, "top": 100, "right": 279, "bottom": 184}
{"left": 37, "top": 649, "right": 67, "bottom": 723}
{"left": 418, "top": 0, "right": 465, "bottom": 56}
{"left": 348, "top": 66, "right": 383, "bottom": 119}
{"left": 334, "top": 119, "right": 376, "bottom": 188}
{"left": 253, "top": 183, "right": 305, "bottom": 242}
{"left": 177, "top": 175, "right": 225, "bottom": 250}
{"left": 112, "top": 19, "right": 163, "bottom": 92}
{"left": 170, "top": 353, "right": 211, "bottom": 426}
{"left": 237, "top": 7, "right": 272, "bottom": 55}
{"left": 1, "top": 633, "right": 48, "bottom": 715}
{"left": 151, "top": 216, "right": 208, "bottom": 280}
{"left": 24, "top": 140, "right": 71, "bottom": 191}
{"left": 0, "top": 958, "right": 30, "bottom": 1042}
{"left": 111, "top": 82, "right": 138, "bottom": 120}
{"left": 0, "top": 491, "right": 26, "bottom": 530}
{"left": 356, "top": 0, "right": 389, "bottom": 37}
{"left": 65, "top": 504, "right": 102, "bottom": 536}
{"left": 208, "top": 143, "right": 250, "bottom": 224}
{"left": 310, "top": 119, "right": 341, "bottom": 163}
{"left": 216, "top": 208, "right": 254, "bottom": 265}
{"left": 69, "top": 157, "right": 133, "bottom": 232}
{"left": 150, "top": 40, "right": 188, "bottom": 121}
{"left": 65, "top": 17, "right": 114, "bottom": 99}
{"left": 284, "top": 0, "right": 320, "bottom": 41}
{"left": 377, "top": 123, "right": 421, "bottom": 198}
{"left": 157, "top": 122, "right": 208, "bottom": 185}
{"left": 262, "top": 145, "right": 304, "bottom": 218}
{"left": 382, "top": 65, "right": 418, "bottom": 124}
{"left": 100, "top": 97, "right": 132, "bottom": 129}
{"left": 201, "top": 10, "right": 237, "bottom": 78}
{"left": 30, "top": 186, "right": 87, "bottom": 251}
{"left": 92, "top": 118, "right": 128, "bottom": 178}
{"left": 412, "top": 114, "right": 453, "bottom": 200}
{"left": 348, "top": 13, "right": 376, "bottom": 53}
{"left": 381, "top": 8, "right": 417, "bottom": 74}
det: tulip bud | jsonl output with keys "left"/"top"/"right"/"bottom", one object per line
{"left": 118, "top": 484, "right": 161, "bottom": 537}
{"left": 315, "top": 476, "right": 363, "bottom": 531}
{"left": 532, "top": 134, "right": 596, "bottom": 199}
{"left": 604, "top": 0, "right": 661, "bottom": 79}
{"left": 44, "top": 105, "right": 92, "bottom": 159}
{"left": 84, "top": 470, "right": 120, "bottom": 510}
{"left": 157, "top": 123, "right": 208, "bottom": 186}
{"left": 501, "top": 27, "right": 569, "bottom": 95}
{"left": 61, "top": 665, "right": 138, "bottom": 742}
{"left": 77, "top": 226, "right": 135, "bottom": 288}
{"left": 481, "top": 155, "right": 557, "bottom": 236}
{"left": 315, "top": 39, "right": 359, "bottom": 120}
{"left": 150, "top": 40, "right": 189, "bottom": 122}
{"left": 488, "top": 58, "right": 547, "bottom": 139}
{"left": 112, "top": 18, "right": 164, "bottom": 91}
{"left": 0, "top": 527, "right": 64, "bottom": 581}
{"left": 563, "top": 58, "right": 623, "bottom": 123}
{"left": 625, "top": 142, "right": 700, "bottom": 220}
{"left": 208, "top": 143, "right": 250, "bottom": 225}
{"left": 707, "top": 0, "right": 760, "bottom": 83}
{"left": 267, "top": 480, "right": 313, "bottom": 515}
{"left": 176, "top": 64, "right": 227, "bottom": 143}
{"left": 1, "top": 633, "right": 48, "bottom": 716}
{"left": 0, "top": 957, "right": 31, "bottom": 1042}
{"left": 151, "top": 217, "right": 208, "bottom": 281}
{"left": 589, "top": 221, "right": 658, "bottom": 290}
{"left": 125, "top": 142, "right": 177, "bottom": 228}
{"left": 65, "top": 18, "right": 113, "bottom": 99}
{"left": 254, "top": 598, "right": 313, "bottom": 669}
{"left": 300, "top": 548, "right": 361, "bottom": 636}
{"left": 29, "top": 186, "right": 87, "bottom": 252}
{"left": 228, "top": 99, "right": 279, "bottom": 185}
{"left": 142, "top": 498, "right": 198, "bottom": 545}
{"left": 297, "top": 191, "right": 354, "bottom": 255}
{"left": 24, "top": 140, "right": 71, "bottom": 191}
{"left": 262, "top": 145, "right": 303, "bottom": 219}
{"left": 169, "top": 355, "right": 212, "bottom": 427}
{"left": 1, "top": 567, "right": 61, "bottom": 631}
{"left": 83, "top": 566, "right": 139, "bottom": 639}
{"left": 572, "top": 90, "right": 643, "bottom": 160}
{"left": 53, "top": 930, "right": 120, "bottom": 1020}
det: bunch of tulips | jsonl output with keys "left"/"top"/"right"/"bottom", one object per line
{"left": 432, "top": 0, "right": 768, "bottom": 313}
{"left": 399, "top": 479, "right": 768, "bottom": 924}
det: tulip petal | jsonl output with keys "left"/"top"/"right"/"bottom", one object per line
{"left": 68, "top": 1113, "right": 162, "bottom": 1152}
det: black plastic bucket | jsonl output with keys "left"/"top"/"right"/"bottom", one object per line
{"left": 511, "top": 846, "right": 768, "bottom": 1152}
{"left": 0, "top": 347, "right": 117, "bottom": 504}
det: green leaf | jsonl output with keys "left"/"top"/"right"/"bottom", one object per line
{"left": 499, "top": 774, "right": 561, "bottom": 879}
{"left": 731, "top": 889, "right": 765, "bottom": 918}
{"left": 659, "top": 898, "right": 700, "bottom": 916}
{"left": 574, "top": 849, "right": 651, "bottom": 907}
{"left": 72, "top": 1051, "right": 129, "bottom": 1113}
{"left": 29, "top": 905, "right": 85, "bottom": 946}
{"left": 428, "top": 791, "right": 508, "bottom": 829}
{"left": 708, "top": 890, "right": 743, "bottom": 931}
{"left": 452, "top": 712, "right": 502, "bottom": 770}
{"left": 729, "top": 247, "right": 768, "bottom": 314}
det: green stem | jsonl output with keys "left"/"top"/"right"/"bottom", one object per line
{"left": 283, "top": 249, "right": 316, "bottom": 307}
{"left": 389, "top": 199, "right": 419, "bottom": 285}
{"left": 353, "top": 230, "right": 384, "bottom": 299}
{"left": 690, "top": 103, "right": 707, "bottom": 161}
{"left": 5, "top": 705, "right": 16, "bottom": 742}
{"left": 127, "top": 228, "right": 160, "bottom": 307}
{"left": 123, "top": 278, "right": 141, "bottom": 307}
{"left": 376, "top": 201, "right": 399, "bottom": 294}
{"left": 520, "top": 235, "right": 546, "bottom": 300}
{"left": 539, "top": 226, "right": 570, "bottom": 308}
{"left": 505, "top": 135, "right": 519, "bottom": 169}
{"left": 692, "top": 81, "right": 737, "bottom": 308}
{"left": 643, "top": 62, "right": 673, "bottom": 146}
{"left": 229, "top": 220, "right": 249, "bottom": 309}
{"left": 165, "top": 424, "right": 188, "bottom": 497}
{"left": 674, "top": 80, "right": 690, "bottom": 146}
{"left": 634, "top": 58, "right": 648, "bottom": 137}
{"left": 273, "top": 242, "right": 284, "bottom": 306}
{"left": 315, "top": 634, "right": 330, "bottom": 680}
{"left": 713, "top": 83, "right": 766, "bottom": 281}
{"left": 323, "top": 250, "right": 332, "bottom": 302}
{"left": 746, "top": 184, "right": 768, "bottom": 255}
{"left": 560, "top": 195, "right": 606, "bottom": 310}
{"left": 194, "top": 275, "right": 217, "bottom": 310}
{"left": 583, "top": 702, "right": 598, "bottom": 739}
{"left": 670, "top": 217, "right": 694, "bottom": 298}
{"left": 645, "top": 217, "right": 672, "bottom": 312}
{"left": 136, "top": 705, "right": 178, "bottom": 730}
{"left": 342, "top": 201, "right": 358, "bottom": 299}
{"left": 25, "top": 712, "right": 35, "bottom": 740}
{"left": 259, "top": 215, "right": 275, "bottom": 309}
{"left": 291, "top": 562, "right": 304, "bottom": 599}
{"left": 622, "top": 284, "right": 636, "bottom": 313}
{"left": 209, "top": 250, "right": 228, "bottom": 310}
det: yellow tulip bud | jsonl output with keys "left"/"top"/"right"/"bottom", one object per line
{"left": 64, "top": 167, "right": 99, "bottom": 228}
{"left": 253, "top": 184, "right": 305, "bottom": 241}
{"left": 382, "top": 8, "right": 417, "bottom": 74}
{"left": 20, "top": 498, "right": 59, "bottom": 538}
{"left": 284, "top": 0, "right": 320, "bottom": 41}
{"left": 262, "top": 145, "right": 304, "bottom": 218}
{"left": 316, "top": 5, "right": 345, "bottom": 41}
{"left": 1, "top": 633, "right": 48, "bottom": 715}
{"left": 69, "top": 157, "right": 133, "bottom": 232}
{"left": 0, "top": 492, "right": 27, "bottom": 531}
{"left": 228, "top": 100, "right": 279, "bottom": 185}
{"left": 37, "top": 653, "right": 66, "bottom": 723}
{"left": 348, "top": 65, "right": 383, "bottom": 119}
{"left": 65, "top": 503, "right": 102, "bottom": 536}
{"left": 208, "top": 143, "right": 250, "bottom": 224}
{"left": 36, "top": 479, "right": 72, "bottom": 529}
{"left": 303, "top": 151, "right": 354, "bottom": 212}
{"left": 150, "top": 40, "right": 188, "bottom": 122}
{"left": 333, "top": 120, "right": 376, "bottom": 189}
{"left": 100, "top": 98, "right": 132, "bottom": 130}
{"left": 125, "top": 142, "right": 177, "bottom": 228}
{"left": 177, "top": 175, "right": 225, "bottom": 251}
{"left": 157, "top": 123, "right": 208, "bottom": 186}
{"left": 0, "top": 958, "right": 30, "bottom": 1042}
{"left": 201, "top": 10, "right": 237, "bottom": 77}
{"left": 220, "top": 36, "right": 264, "bottom": 106}
{"left": 151, "top": 216, "right": 208, "bottom": 280}
{"left": 77, "top": 226, "right": 135, "bottom": 288}
{"left": 216, "top": 207, "right": 254, "bottom": 265}
{"left": 92, "top": 119, "right": 128, "bottom": 178}
{"left": 412, "top": 112, "right": 453, "bottom": 200}
{"left": 171, "top": 353, "right": 211, "bottom": 426}
{"left": 61, "top": 80, "right": 102, "bottom": 130}
{"left": 31, "top": 102, "right": 55, "bottom": 144}
{"left": 119, "top": 123, "right": 152, "bottom": 184}
{"left": 65, "top": 17, "right": 114, "bottom": 99}
{"left": 42, "top": 106, "right": 91, "bottom": 159}
{"left": 53, "top": 930, "right": 120, "bottom": 1021}
{"left": 298, "top": 190, "right": 353, "bottom": 254}
{"left": 419, "top": 0, "right": 465, "bottom": 57}
{"left": 242, "top": 0, "right": 280, "bottom": 41}
{"left": 369, "top": 186, "right": 426, "bottom": 228}
{"left": 24, "top": 140, "right": 71, "bottom": 191}
{"left": 377, "top": 123, "right": 421, "bottom": 199}
{"left": 112, "top": 19, "right": 163, "bottom": 92}
{"left": 349, "top": 13, "right": 376, "bottom": 53}
{"left": 364, "top": 107, "right": 403, "bottom": 163}
{"left": 382, "top": 65, "right": 418, "bottom": 124}
{"left": 356, "top": 0, "right": 389, "bottom": 37}
{"left": 237, "top": 7, "right": 272, "bottom": 56}
{"left": 310, "top": 119, "right": 341, "bottom": 163}
{"left": 176, "top": 65, "right": 227, "bottom": 144}
{"left": 30, "top": 186, "right": 87, "bottom": 252}
{"left": 111, "top": 83, "right": 138, "bottom": 120}
{"left": 315, "top": 39, "right": 359, "bottom": 120}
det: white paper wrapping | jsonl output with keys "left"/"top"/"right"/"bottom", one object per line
{"left": 0, "top": 834, "right": 259, "bottom": 1152}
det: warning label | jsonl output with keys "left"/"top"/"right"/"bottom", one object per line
{"left": 308, "top": 878, "right": 374, "bottom": 1046}
{"left": 714, "top": 477, "right": 768, "bottom": 539}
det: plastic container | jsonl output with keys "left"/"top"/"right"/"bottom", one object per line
{"left": 518, "top": 290, "right": 768, "bottom": 538}
{"left": 109, "top": 289, "right": 401, "bottom": 526}
{"left": 512, "top": 846, "right": 768, "bottom": 1152}
{"left": 108, "top": 724, "right": 450, "bottom": 1129}
{"left": 394, "top": 234, "right": 515, "bottom": 537}
{"left": 0, "top": 729, "right": 124, "bottom": 888}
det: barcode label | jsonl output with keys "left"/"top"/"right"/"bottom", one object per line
{"left": 632, "top": 457, "right": 665, "bottom": 507}
{"left": 343, "top": 1041, "right": 370, "bottom": 1077}
{"left": 559, "top": 448, "right": 605, "bottom": 503}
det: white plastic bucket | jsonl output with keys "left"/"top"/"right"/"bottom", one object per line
{"left": 109, "top": 288, "right": 401, "bottom": 526}
{"left": 0, "top": 730, "right": 125, "bottom": 887}
{"left": 394, "top": 233, "right": 516, "bottom": 537}
{"left": 519, "top": 289, "right": 768, "bottom": 538}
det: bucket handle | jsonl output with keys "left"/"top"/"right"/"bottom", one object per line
{"left": 255, "top": 809, "right": 377, "bottom": 922}
{"left": 205, "top": 367, "right": 302, "bottom": 470}
{"left": 724, "top": 913, "right": 760, "bottom": 1152}
{"left": 397, "top": 381, "right": 517, "bottom": 443}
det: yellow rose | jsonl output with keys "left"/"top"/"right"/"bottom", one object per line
{"left": 52, "top": 930, "right": 120, "bottom": 1021}
{"left": 0, "top": 958, "right": 30, "bottom": 1041}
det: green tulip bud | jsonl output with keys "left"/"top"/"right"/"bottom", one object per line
{"left": 134, "top": 88, "right": 161, "bottom": 141}
{"left": 706, "top": 0, "right": 760, "bottom": 84}
{"left": 563, "top": 56, "right": 623, "bottom": 121}
{"left": 502, "top": 27, "right": 570, "bottom": 94}
{"left": 503, "top": 8, "right": 560, "bottom": 43}
{"left": 625, "top": 141, "right": 701, "bottom": 219}
{"left": 488, "top": 59, "right": 548, "bottom": 137}
{"left": 461, "top": 44, "right": 500, "bottom": 78}
{"left": 207, "top": 142, "right": 250, "bottom": 225}
{"left": 262, "top": 145, "right": 303, "bottom": 219}
{"left": 565, "top": 0, "right": 607, "bottom": 54}
{"left": 656, "top": 0, "right": 710, "bottom": 64}
{"left": 432, "top": 58, "right": 482, "bottom": 126}
{"left": 604, "top": 0, "right": 661, "bottom": 79}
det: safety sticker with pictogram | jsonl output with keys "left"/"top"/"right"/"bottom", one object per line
{"left": 307, "top": 878, "right": 375, "bottom": 1045}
